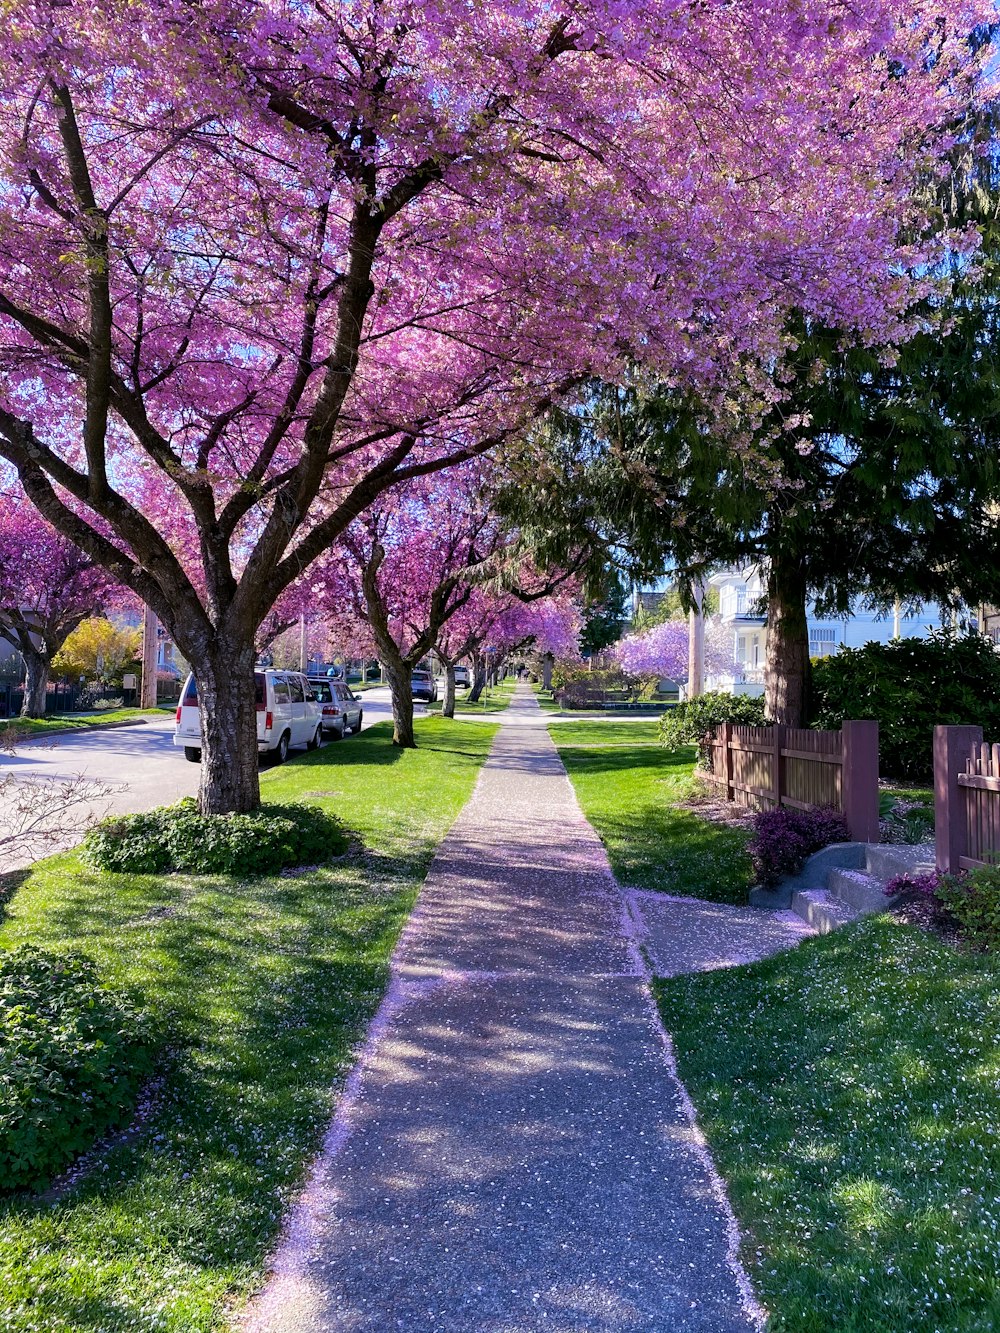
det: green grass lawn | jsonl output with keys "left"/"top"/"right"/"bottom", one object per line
{"left": 0, "top": 717, "right": 496, "bottom": 1333}
{"left": 532, "top": 684, "right": 562, "bottom": 713}
{"left": 426, "top": 677, "right": 516, "bottom": 715}
{"left": 0, "top": 707, "right": 165, "bottom": 738}
{"left": 657, "top": 915, "right": 1000, "bottom": 1332}
{"left": 549, "top": 720, "right": 752, "bottom": 903}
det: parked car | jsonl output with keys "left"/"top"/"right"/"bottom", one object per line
{"left": 174, "top": 669, "right": 322, "bottom": 764}
{"left": 309, "top": 677, "right": 363, "bottom": 738}
{"left": 453, "top": 664, "right": 471, "bottom": 687}
{"left": 411, "top": 669, "right": 438, "bottom": 703}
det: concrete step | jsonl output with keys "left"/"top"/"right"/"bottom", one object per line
{"left": 863, "top": 842, "right": 935, "bottom": 886}
{"left": 789, "top": 889, "right": 859, "bottom": 935}
{"left": 826, "top": 867, "right": 895, "bottom": 915}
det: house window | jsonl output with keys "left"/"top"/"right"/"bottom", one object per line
{"left": 810, "top": 626, "right": 838, "bottom": 657}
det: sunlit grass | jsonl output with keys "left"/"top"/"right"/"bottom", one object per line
{"left": 0, "top": 707, "right": 165, "bottom": 738}
{"left": 0, "top": 717, "right": 496, "bottom": 1332}
{"left": 657, "top": 915, "right": 1000, "bottom": 1331}
{"left": 549, "top": 720, "right": 752, "bottom": 904}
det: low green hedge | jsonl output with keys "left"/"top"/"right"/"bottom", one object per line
{"left": 83, "top": 798, "right": 347, "bottom": 877}
{"left": 1, "top": 947, "right": 158, "bottom": 1192}
{"left": 659, "top": 690, "right": 767, "bottom": 764}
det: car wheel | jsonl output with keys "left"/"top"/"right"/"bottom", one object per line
{"left": 184, "top": 746, "right": 201, "bottom": 763}
{"left": 307, "top": 725, "right": 321, "bottom": 751}
{"left": 275, "top": 731, "right": 290, "bottom": 764}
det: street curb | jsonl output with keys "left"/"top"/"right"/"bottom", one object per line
{"left": 5, "top": 716, "right": 160, "bottom": 743}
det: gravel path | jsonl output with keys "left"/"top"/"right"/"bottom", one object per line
{"left": 242, "top": 686, "right": 773, "bottom": 1333}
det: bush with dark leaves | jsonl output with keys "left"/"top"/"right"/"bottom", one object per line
{"left": 748, "top": 805, "right": 850, "bottom": 886}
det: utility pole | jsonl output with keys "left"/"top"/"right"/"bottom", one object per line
{"left": 687, "top": 576, "right": 706, "bottom": 699}
{"left": 140, "top": 606, "right": 158, "bottom": 708}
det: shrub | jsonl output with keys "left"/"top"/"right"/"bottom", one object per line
{"left": 936, "top": 865, "right": 1000, "bottom": 949}
{"left": 0, "top": 946, "right": 158, "bottom": 1191}
{"left": 659, "top": 691, "right": 767, "bottom": 765}
{"left": 83, "top": 798, "right": 346, "bottom": 877}
{"left": 811, "top": 631, "right": 1000, "bottom": 784}
{"left": 748, "top": 805, "right": 850, "bottom": 886}
{"left": 885, "top": 869, "right": 945, "bottom": 898}
{"left": 91, "top": 696, "right": 125, "bottom": 712}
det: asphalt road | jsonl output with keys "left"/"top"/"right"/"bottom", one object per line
{"left": 0, "top": 686, "right": 410, "bottom": 871}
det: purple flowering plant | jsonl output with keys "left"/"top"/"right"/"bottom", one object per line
{"left": 748, "top": 805, "right": 851, "bottom": 887}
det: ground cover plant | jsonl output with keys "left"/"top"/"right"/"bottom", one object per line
{"left": 83, "top": 799, "right": 346, "bottom": 877}
{"left": 0, "top": 716, "right": 496, "bottom": 1332}
{"left": 1, "top": 947, "right": 158, "bottom": 1192}
{"left": 550, "top": 720, "right": 752, "bottom": 903}
{"left": 656, "top": 915, "right": 1000, "bottom": 1331}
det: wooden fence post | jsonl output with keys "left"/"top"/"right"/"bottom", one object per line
{"left": 721, "top": 721, "right": 734, "bottom": 801}
{"left": 935, "top": 724, "right": 982, "bottom": 874}
{"left": 842, "top": 720, "right": 880, "bottom": 843}
{"left": 770, "top": 723, "right": 786, "bottom": 809}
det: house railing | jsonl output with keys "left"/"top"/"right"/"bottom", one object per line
{"left": 934, "top": 725, "right": 1000, "bottom": 873}
{"left": 706, "top": 719, "right": 880, "bottom": 841}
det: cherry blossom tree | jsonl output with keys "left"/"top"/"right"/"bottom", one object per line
{"left": 0, "top": 1, "right": 987, "bottom": 810}
{"left": 436, "top": 585, "right": 582, "bottom": 713}
{"left": 613, "top": 617, "right": 735, "bottom": 684}
{"left": 0, "top": 495, "right": 115, "bottom": 716}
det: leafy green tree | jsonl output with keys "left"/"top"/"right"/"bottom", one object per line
{"left": 579, "top": 571, "right": 629, "bottom": 656}
{"left": 503, "top": 149, "right": 1000, "bottom": 724}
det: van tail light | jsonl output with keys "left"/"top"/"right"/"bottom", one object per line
{"left": 265, "top": 710, "right": 273, "bottom": 731}
{"left": 175, "top": 705, "right": 182, "bottom": 723}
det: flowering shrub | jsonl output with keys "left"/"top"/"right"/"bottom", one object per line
{"left": 748, "top": 806, "right": 850, "bottom": 886}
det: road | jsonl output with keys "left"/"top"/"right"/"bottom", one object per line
{"left": 0, "top": 686, "right": 410, "bottom": 872}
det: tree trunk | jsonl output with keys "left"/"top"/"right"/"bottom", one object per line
{"left": 442, "top": 664, "right": 456, "bottom": 719}
{"left": 20, "top": 645, "right": 50, "bottom": 718}
{"left": 193, "top": 646, "right": 261, "bottom": 814}
{"left": 541, "top": 655, "right": 553, "bottom": 690}
{"left": 468, "top": 652, "right": 487, "bottom": 703}
{"left": 764, "top": 559, "right": 811, "bottom": 727}
{"left": 382, "top": 654, "right": 416, "bottom": 748}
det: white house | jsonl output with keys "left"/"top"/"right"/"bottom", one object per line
{"left": 705, "top": 567, "right": 947, "bottom": 697}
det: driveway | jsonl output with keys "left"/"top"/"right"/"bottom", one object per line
{"left": 0, "top": 686, "right": 412, "bottom": 870}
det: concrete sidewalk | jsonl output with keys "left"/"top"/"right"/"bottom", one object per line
{"left": 243, "top": 686, "right": 767, "bottom": 1333}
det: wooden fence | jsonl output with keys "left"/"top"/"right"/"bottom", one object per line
{"left": 706, "top": 719, "right": 880, "bottom": 842}
{"left": 935, "top": 726, "right": 1000, "bottom": 872}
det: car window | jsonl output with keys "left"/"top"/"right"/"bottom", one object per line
{"left": 335, "top": 684, "right": 351, "bottom": 701}
{"left": 272, "top": 675, "right": 290, "bottom": 705}
{"left": 183, "top": 675, "right": 198, "bottom": 704}
{"left": 254, "top": 673, "right": 266, "bottom": 709}
{"left": 311, "top": 681, "right": 331, "bottom": 703}
{"left": 288, "top": 675, "right": 305, "bottom": 704}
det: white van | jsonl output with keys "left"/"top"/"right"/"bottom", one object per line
{"left": 174, "top": 669, "right": 322, "bottom": 764}
{"left": 453, "top": 665, "right": 471, "bottom": 687}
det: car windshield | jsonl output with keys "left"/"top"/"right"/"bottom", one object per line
{"left": 413, "top": 672, "right": 430, "bottom": 682}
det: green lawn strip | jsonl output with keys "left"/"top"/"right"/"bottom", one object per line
{"left": 656, "top": 915, "right": 1000, "bottom": 1331}
{"left": 0, "top": 708, "right": 165, "bottom": 737}
{"left": 425, "top": 678, "right": 516, "bottom": 715}
{"left": 531, "top": 686, "right": 561, "bottom": 713}
{"left": 549, "top": 721, "right": 751, "bottom": 903}
{"left": 882, "top": 783, "right": 934, "bottom": 808}
{"left": 0, "top": 716, "right": 496, "bottom": 1333}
